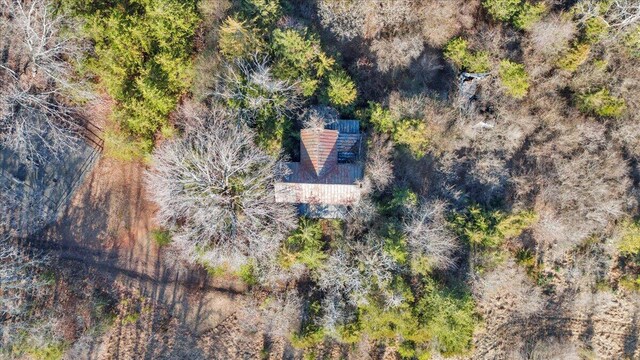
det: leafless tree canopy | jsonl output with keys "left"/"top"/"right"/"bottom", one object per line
{"left": 404, "top": 199, "right": 458, "bottom": 270}
{"left": 145, "top": 106, "right": 297, "bottom": 269}
{"left": 0, "top": 234, "right": 45, "bottom": 320}
{"left": 215, "top": 56, "right": 300, "bottom": 125}
{"left": 0, "top": 0, "right": 88, "bottom": 166}
{"left": 317, "top": 0, "right": 477, "bottom": 71}
{"left": 363, "top": 133, "right": 394, "bottom": 194}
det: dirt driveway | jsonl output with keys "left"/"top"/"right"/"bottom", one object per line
{"left": 44, "top": 153, "right": 246, "bottom": 336}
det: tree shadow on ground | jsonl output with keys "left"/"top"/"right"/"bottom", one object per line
{"left": 21, "top": 155, "right": 247, "bottom": 358}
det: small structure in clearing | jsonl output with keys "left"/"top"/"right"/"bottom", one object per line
{"left": 275, "top": 120, "right": 364, "bottom": 218}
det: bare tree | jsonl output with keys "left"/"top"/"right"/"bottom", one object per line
{"left": 531, "top": 123, "right": 631, "bottom": 251}
{"left": 0, "top": 0, "right": 89, "bottom": 166}
{"left": 474, "top": 263, "right": 544, "bottom": 320}
{"left": 528, "top": 15, "right": 576, "bottom": 56}
{"left": 574, "top": 0, "right": 640, "bottom": 30}
{"left": 145, "top": 106, "right": 297, "bottom": 270}
{"left": 0, "top": 234, "right": 46, "bottom": 324}
{"left": 403, "top": 199, "right": 458, "bottom": 271}
{"left": 215, "top": 56, "right": 300, "bottom": 126}
{"left": 239, "top": 289, "right": 302, "bottom": 338}
{"left": 0, "top": 179, "right": 54, "bottom": 237}
{"left": 301, "top": 106, "right": 339, "bottom": 129}
{"left": 363, "top": 133, "right": 394, "bottom": 193}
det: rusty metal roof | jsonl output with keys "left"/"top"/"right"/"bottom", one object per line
{"left": 283, "top": 162, "right": 363, "bottom": 185}
{"left": 275, "top": 182, "right": 361, "bottom": 205}
{"left": 300, "top": 128, "right": 338, "bottom": 177}
{"left": 276, "top": 120, "right": 363, "bottom": 208}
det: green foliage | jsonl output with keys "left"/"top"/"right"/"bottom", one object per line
{"left": 617, "top": 219, "right": 640, "bottom": 256}
{"left": 417, "top": 279, "right": 476, "bottom": 356}
{"left": 482, "top": 0, "right": 545, "bottom": 30}
{"left": 324, "top": 70, "right": 357, "bottom": 108}
{"left": 218, "top": 17, "right": 265, "bottom": 59}
{"left": 123, "top": 312, "right": 140, "bottom": 324}
{"left": 443, "top": 37, "right": 491, "bottom": 73}
{"left": 619, "top": 275, "right": 640, "bottom": 291}
{"left": 449, "top": 205, "right": 537, "bottom": 248}
{"left": 483, "top": 0, "right": 522, "bottom": 21}
{"left": 357, "top": 278, "right": 475, "bottom": 358}
{"left": 512, "top": 2, "right": 546, "bottom": 30}
{"left": 150, "top": 229, "right": 172, "bottom": 246}
{"left": 581, "top": 17, "right": 609, "bottom": 44}
{"left": 624, "top": 26, "right": 640, "bottom": 58}
{"left": 386, "top": 187, "right": 419, "bottom": 214}
{"left": 366, "top": 102, "right": 430, "bottom": 158}
{"left": 25, "top": 342, "right": 66, "bottom": 360}
{"left": 280, "top": 218, "right": 327, "bottom": 270}
{"left": 237, "top": 262, "right": 258, "bottom": 286}
{"left": 367, "top": 102, "right": 394, "bottom": 133}
{"left": 291, "top": 300, "right": 325, "bottom": 349}
{"left": 335, "top": 322, "right": 362, "bottom": 344}
{"left": 558, "top": 43, "right": 591, "bottom": 71}
{"left": 271, "top": 28, "right": 335, "bottom": 97}
{"left": 383, "top": 225, "right": 410, "bottom": 265}
{"left": 68, "top": 0, "right": 199, "bottom": 140}
{"left": 577, "top": 88, "right": 626, "bottom": 118}
{"left": 393, "top": 119, "right": 430, "bottom": 157}
{"left": 239, "top": 0, "right": 282, "bottom": 28}
{"left": 497, "top": 210, "right": 538, "bottom": 239}
{"left": 498, "top": 60, "right": 530, "bottom": 99}
{"left": 103, "top": 129, "right": 153, "bottom": 161}
{"left": 222, "top": 67, "right": 294, "bottom": 155}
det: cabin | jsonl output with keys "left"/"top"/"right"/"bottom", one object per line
{"left": 275, "top": 120, "right": 364, "bottom": 218}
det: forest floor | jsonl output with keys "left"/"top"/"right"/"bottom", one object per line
{"left": 34, "top": 142, "right": 640, "bottom": 359}
{"left": 26, "top": 99, "right": 639, "bottom": 359}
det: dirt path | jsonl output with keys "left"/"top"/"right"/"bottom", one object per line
{"left": 42, "top": 153, "right": 246, "bottom": 335}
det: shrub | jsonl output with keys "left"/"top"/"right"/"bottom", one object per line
{"left": 367, "top": 102, "right": 394, "bottom": 133}
{"left": 291, "top": 300, "right": 325, "bottom": 349}
{"left": 366, "top": 103, "right": 430, "bottom": 158}
{"left": 383, "top": 224, "right": 410, "bottom": 265}
{"left": 73, "top": 0, "right": 199, "bottom": 140}
{"left": 624, "top": 26, "right": 640, "bottom": 58}
{"left": 577, "top": 88, "right": 626, "bottom": 118}
{"left": 483, "top": 0, "right": 545, "bottom": 30}
{"left": 218, "top": 17, "right": 264, "bottom": 59}
{"left": 280, "top": 218, "right": 327, "bottom": 270}
{"left": 581, "top": 17, "right": 609, "bottom": 44}
{"left": 64, "top": 0, "right": 199, "bottom": 140}
{"left": 483, "top": 0, "right": 523, "bottom": 22}
{"left": 416, "top": 279, "right": 476, "bottom": 356}
{"left": 357, "top": 277, "right": 475, "bottom": 358}
{"left": 239, "top": 0, "right": 282, "bottom": 28}
{"left": 271, "top": 28, "right": 335, "bottom": 96}
{"left": 443, "top": 37, "right": 491, "bottom": 73}
{"left": 619, "top": 275, "right": 640, "bottom": 291}
{"left": 386, "top": 187, "right": 419, "bottom": 213}
{"left": 393, "top": 119, "right": 430, "bottom": 158}
{"left": 324, "top": 70, "right": 357, "bottom": 107}
{"left": 558, "top": 43, "right": 591, "bottom": 71}
{"left": 237, "top": 263, "right": 258, "bottom": 286}
{"left": 498, "top": 60, "right": 530, "bottom": 99}
{"left": 617, "top": 219, "right": 640, "bottom": 256}
{"left": 150, "top": 229, "right": 172, "bottom": 247}
{"left": 103, "top": 129, "right": 152, "bottom": 161}
{"left": 512, "top": 2, "right": 546, "bottom": 30}
{"left": 449, "top": 205, "right": 537, "bottom": 248}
